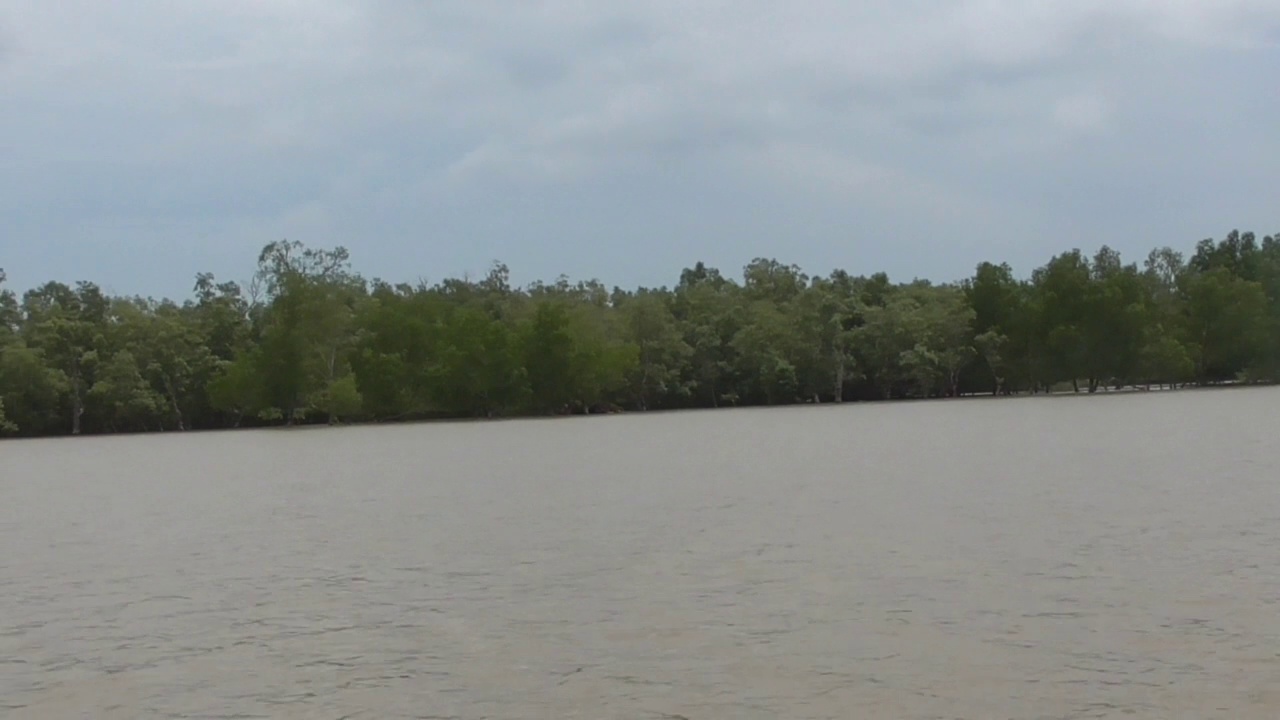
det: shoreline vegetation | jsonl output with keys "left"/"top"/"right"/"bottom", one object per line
{"left": 2, "top": 229, "right": 1278, "bottom": 438}
{"left": 1, "top": 383, "right": 1264, "bottom": 446}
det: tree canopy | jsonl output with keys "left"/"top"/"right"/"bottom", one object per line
{"left": 2, "top": 230, "right": 1278, "bottom": 437}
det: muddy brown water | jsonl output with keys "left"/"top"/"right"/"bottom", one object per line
{"left": 2, "top": 388, "right": 1279, "bottom": 718}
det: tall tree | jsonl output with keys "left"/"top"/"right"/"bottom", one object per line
{"left": 673, "top": 266, "right": 743, "bottom": 407}
{"left": 1084, "top": 246, "right": 1148, "bottom": 390}
{"left": 1180, "top": 267, "right": 1269, "bottom": 382}
{"left": 618, "top": 289, "right": 691, "bottom": 410}
{"left": 248, "top": 241, "right": 364, "bottom": 423}
{"left": 1032, "top": 250, "right": 1093, "bottom": 391}
{"left": 0, "top": 270, "right": 17, "bottom": 433}
{"left": 792, "top": 275, "right": 859, "bottom": 402}
{"left": 22, "top": 281, "right": 108, "bottom": 434}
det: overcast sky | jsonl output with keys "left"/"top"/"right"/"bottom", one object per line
{"left": 2, "top": 1, "right": 1278, "bottom": 298}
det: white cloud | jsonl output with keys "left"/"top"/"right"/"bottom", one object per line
{"left": 7, "top": 1, "right": 1275, "bottom": 165}
{"left": 1, "top": 0, "right": 1278, "bottom": 295}
{"left": 1122, "top": 0, "right": 1280, "bottom": 47}
{"left": 1053, "top": 93, "right": 1113, "bottom": 134}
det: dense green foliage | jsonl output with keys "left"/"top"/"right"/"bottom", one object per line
{"left": 2, "top": 231, "right": 1278, "bottom": 436}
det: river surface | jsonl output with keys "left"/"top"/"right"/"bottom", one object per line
{"left": 2, "top": 388, "right": 1279, "bottom": 718}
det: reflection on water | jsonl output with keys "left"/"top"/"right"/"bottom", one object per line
{"left": 3, "top": 388, "right": 1279, "bottom": 718}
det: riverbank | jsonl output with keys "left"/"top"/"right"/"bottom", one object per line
{"left": 4, "top": 379, "right": 1273, "bottom": 443}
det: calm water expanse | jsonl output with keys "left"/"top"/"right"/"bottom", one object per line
{"left": 2, "top": 388, "right": 1279, "bottom": 719}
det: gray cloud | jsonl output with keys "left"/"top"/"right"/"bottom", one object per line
{"left": 2, "top": 1, "right": 1278, "bottom": 297}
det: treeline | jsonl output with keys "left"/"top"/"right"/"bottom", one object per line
{"left": 1, "top": 230, "right": 1278, "bottom": 436}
